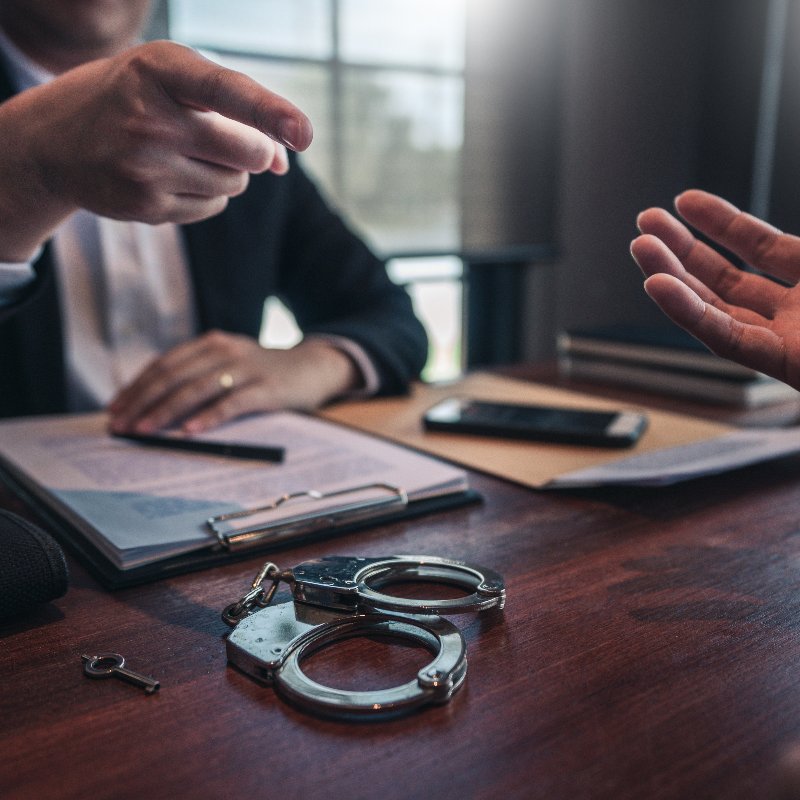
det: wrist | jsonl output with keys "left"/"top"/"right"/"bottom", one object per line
{"left": 0, "top": 90, "right": 77, "bottom": 260}
{"left": 292, "top": 338, "right": 362, "bottom": 403}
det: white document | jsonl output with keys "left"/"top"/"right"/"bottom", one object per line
{"left": 547, "top": 427, "right": 800, "bottom": 488}
{"left": 0, "top": 411, "right": 469, "bottom": 570}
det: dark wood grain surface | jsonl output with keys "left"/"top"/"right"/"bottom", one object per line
{"left": 3, "top": 373, "right": 800, "bottom": 800}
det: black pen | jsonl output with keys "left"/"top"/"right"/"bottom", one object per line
{"left": 112, "top": 431, "right": 285, "bottom": 463}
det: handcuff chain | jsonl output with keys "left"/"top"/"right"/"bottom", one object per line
{"left": 222, "top": 561, "right": 286, "bottom": 627}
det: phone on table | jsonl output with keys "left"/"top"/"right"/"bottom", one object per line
{"left": 422, "top": 397, "right": 648, "bottom": 448}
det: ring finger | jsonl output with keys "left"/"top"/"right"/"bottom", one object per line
{"left": 125, "top": 366, "right": 249, "bottom": 433}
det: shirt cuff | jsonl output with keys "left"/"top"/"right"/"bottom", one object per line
{"left": 306, "top": 334, "right": 381, "bottom": 398}
{"left": 0, "top": 258, "right": 38, "bottom": 307}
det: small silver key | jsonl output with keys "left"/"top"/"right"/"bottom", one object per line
{"left": 82, "top": 653, "right": 160, "bottom": 694}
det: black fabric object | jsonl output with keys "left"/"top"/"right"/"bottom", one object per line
{"left": 0, "top": 509, "right": 68, "bottom": 620}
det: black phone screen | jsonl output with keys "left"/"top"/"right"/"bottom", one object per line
{"left": 423, "top": 398, "right": 647, "bottom": 447}
{"left": 457, "top": 401, "right": 617, "bottom": 434}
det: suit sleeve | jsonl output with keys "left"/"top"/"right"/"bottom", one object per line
{"left": 0, "top": 251, "right": 51, "bottom": 322}
{"left": 274, "top": 158, "right": 429, "bottom": 395}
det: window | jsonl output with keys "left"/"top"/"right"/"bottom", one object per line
{"left": 168, "top": 0, "right": 467, "bottom": 381}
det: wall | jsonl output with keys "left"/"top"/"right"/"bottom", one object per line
{"left": 520, "top": 0, "right": 765, "bottom": 361}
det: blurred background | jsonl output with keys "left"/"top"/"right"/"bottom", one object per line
{"left": 147, "top": 0, "right": 800, "bottom": 383}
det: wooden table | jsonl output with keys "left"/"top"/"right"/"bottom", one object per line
{"left": 3, "top": 373, "right": 800, "bottom": 800}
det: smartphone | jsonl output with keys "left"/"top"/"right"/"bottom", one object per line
{"left": 422, "top": 397, "right": 648, "bottom": 448}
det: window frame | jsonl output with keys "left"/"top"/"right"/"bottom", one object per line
{"left": 157, "top": 0, "right": 538, "bottom": 374}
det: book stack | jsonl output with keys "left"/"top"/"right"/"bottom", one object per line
{"left": 557, "top": 324, "right": 800, "bottom": 408}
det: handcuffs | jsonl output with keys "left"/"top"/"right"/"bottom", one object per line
{"left": 222, "top": 555, "right": 505, "bottom": 719}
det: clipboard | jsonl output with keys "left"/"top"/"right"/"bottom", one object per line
{"left": 0, "top": 465, "right": 479, "bottom": 589}
{"left": 0, "top": 410, "right": 480, "bottom": 589}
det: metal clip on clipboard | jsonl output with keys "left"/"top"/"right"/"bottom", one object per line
{"left": 207, "top": 482, "right": 409, "bottom": 552}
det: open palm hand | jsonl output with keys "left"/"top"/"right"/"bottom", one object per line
{"left": 631, "top": 190, "right": 800, "bottom": 390}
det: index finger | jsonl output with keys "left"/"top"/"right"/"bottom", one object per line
{"left": 156, "top": 42, "right": 313, "bottom": 151}
{"left": 675, "top": 190, "right": 800, "bottom": 284}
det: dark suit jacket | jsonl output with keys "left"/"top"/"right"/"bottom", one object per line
{"left": 0, "top": 62, "right": 428, "bottom": 418}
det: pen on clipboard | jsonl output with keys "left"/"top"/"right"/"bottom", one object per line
{"left": 112, "top": 431, "right": 285, "bottom": 463}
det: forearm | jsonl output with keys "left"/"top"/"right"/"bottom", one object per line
{"left": 276, "top": 158, "right": 427, "bottom": 394}
{"left": 0, "top": 90, "right": 76, "bottom": 261}
{"left": 301, "top": 294, "right": 428, "bottom": 395}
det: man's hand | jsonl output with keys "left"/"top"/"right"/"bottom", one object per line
{"left": 630, "top": 189, "right": 800, "bottom": 391}
{"left": 107, "top": 332, "right": 361, "bottom": 434}
{"left": 0, "top": 40, "right": 312, "bottom": 260}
